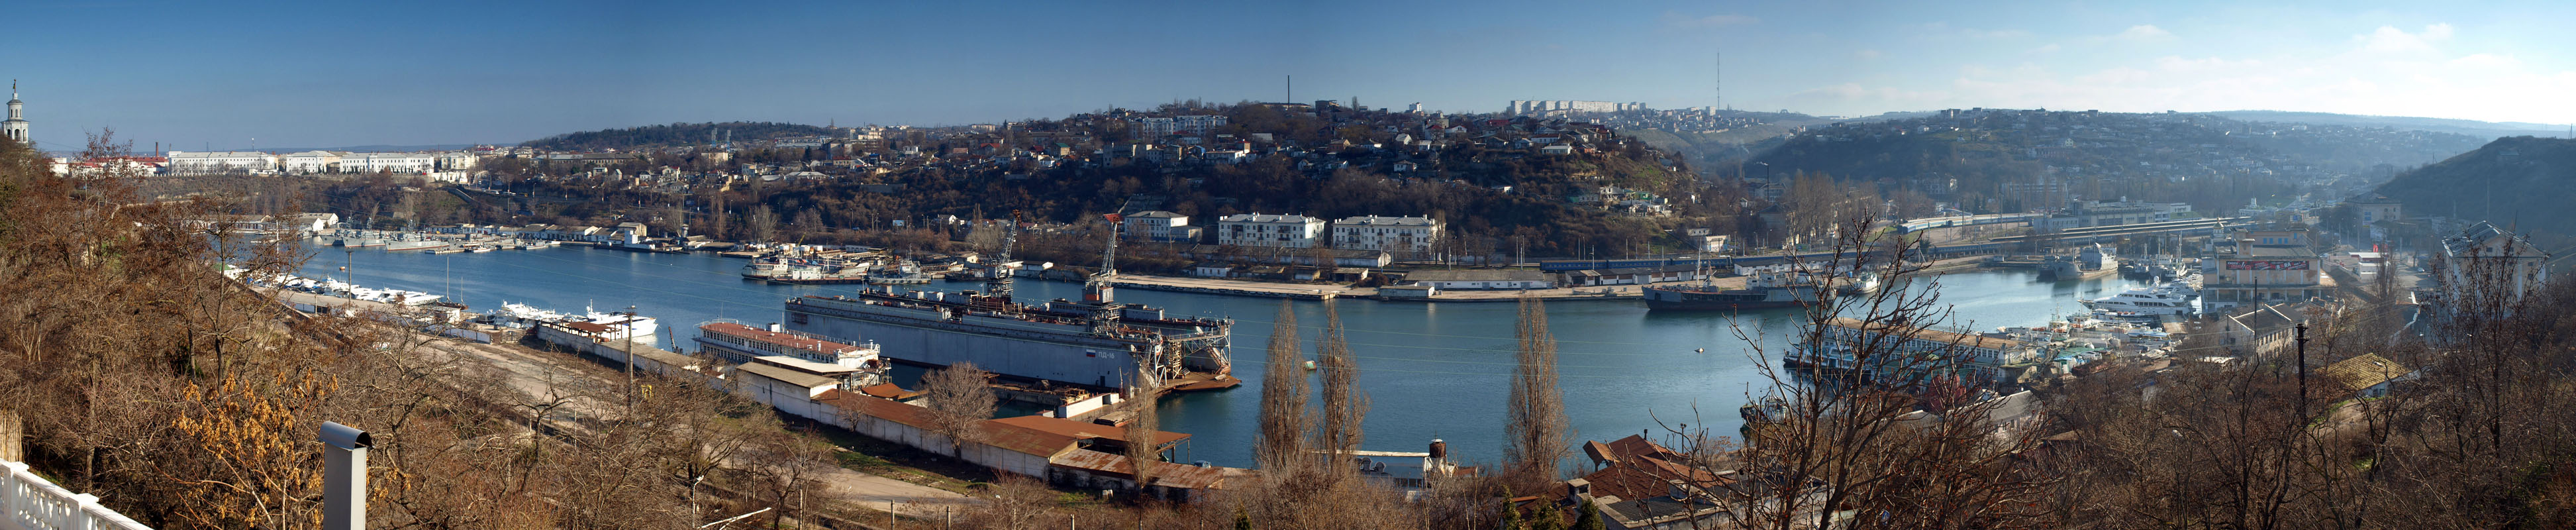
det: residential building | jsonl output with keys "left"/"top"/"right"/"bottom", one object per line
{"left": 2350, "top": 193, "right": 2402, "bottom": 225}
{"left": 2218, "top": 303, "right": 2304, "bottom": 361}
{"left": 166, "top": 151, "right": 279, "bottom": 174}
{"left": 338, "top": 152, "right": 438, "bottom": 174}
{"left": 2436, "top": 221, "right": 2550, "bottom": 309}
{"left": 2204, "top": 228, "right": 2330, "bottom": 311}
{"left": 1216, "top": 213, "right": 1324, "bottom": 248}
{"left": 1133, "top": 115, "right": 1228, "bottom": 137}
{"left": 1330, "top": 215, "right": 1442, "bottom": 258}
{"left": 279, "top": 150, "right": 341, "bottom": 174}
{"left": 1123, "top": 211, "right": 1201, "bottom": 243}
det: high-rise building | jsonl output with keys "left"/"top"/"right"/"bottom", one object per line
{"left": 3, "top": 81, "right": 28, "bottom": 145}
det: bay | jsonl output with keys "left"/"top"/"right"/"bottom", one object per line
{"left": 297, "top": 243, "right": 2136, "bottom": 468}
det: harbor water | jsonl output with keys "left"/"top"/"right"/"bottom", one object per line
{"left": 297, "top": 244, "right": 2140, "bottom": 468}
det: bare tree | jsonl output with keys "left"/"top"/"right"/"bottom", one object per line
{"left": 922, "top": 361, "right": 997, "bottom": 458}
{"left": 1254, "top": 302, "right": 1311, "bottom": 473}
{"left": 1505, "top": 294, "right": 1573, "bottom": 488}
{"left": 1316, "top": 300, "right": 1367, "bottom": 472}
{"left": 1125, "top": 370, "right": 1162, "bottom": 497}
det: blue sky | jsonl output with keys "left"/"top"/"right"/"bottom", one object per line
{"left": 8, "top": 0, "right": 2573, "bottom": 151}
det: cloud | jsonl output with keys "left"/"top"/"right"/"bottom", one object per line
{"left": 2030, "top": 43, "right": 2061, "bottom": 54}
{"left": 1856, "top": 49, "right": 1883, "bottom": 60}
{"left": 2114, "top": 25, "right": 2173, "bottom": 41}
{"left": 1916, "top": 22, "right": 2030, "bottom": 40}
{"left": 1664, "top": 12, "right": 1758, "bottom": 28}
{"left": 2359, "top": 23, "right": 2452, "bottom": 53}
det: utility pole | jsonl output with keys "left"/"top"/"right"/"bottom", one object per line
{"left": 624, "top": 304, "right": 638, "bottom": 413}
{"left": 2295, "top": 323, "right": 2309, "bottom": 422}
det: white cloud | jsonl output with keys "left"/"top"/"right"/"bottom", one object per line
{"left": 2117, "top": 25, "right": 2173, "bottom": 40}
{"left": 1856, "top": 49, "right": 1883, "bottom": 60}
{"left": 1664, "top": 12, "right": 1758, "bottom": 28}
{"left": 2030, "top": 43, "right": 2061, "bottom": 54}
{"left": 2359, "top": 23, "right": 2452, "bottom": 53}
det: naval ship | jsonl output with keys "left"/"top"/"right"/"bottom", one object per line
{"left": 780, "top": 217, "right": 1232, "bottom": 390}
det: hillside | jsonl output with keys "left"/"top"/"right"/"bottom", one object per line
{"left": 1742, "top": 109, "right": 2485, "bottom": 213}
{"left": 2206, "top": 111, "right": 2569, "bottom": 141}
{"left": 522, "top": 121, "right": 835, "bottom": 151}
{"left": 2373, "top": 136, "right": 2576, "bottom": 246}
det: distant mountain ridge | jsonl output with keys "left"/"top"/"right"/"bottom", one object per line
{"left": 2205, "top": 111, "right": 2569, "bottom": 140}
{"left": 2373, "top": 136, "right": 2576, "bottom": 247}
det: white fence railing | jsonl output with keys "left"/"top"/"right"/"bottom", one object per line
{"left": 3, "top": 460, "right": 151, "bottom": 530}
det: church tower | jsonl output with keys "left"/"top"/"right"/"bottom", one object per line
{"left": 3, "top": 80, "right": 27, "bottom": 145}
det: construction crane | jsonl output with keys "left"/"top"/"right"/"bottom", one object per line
{"left": 983, "top": 210, "right": 1024, "bottom": 303}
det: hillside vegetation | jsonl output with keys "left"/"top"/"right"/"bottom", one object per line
{"left": 2373, "top": 136, "right": 2576, "bottom": 248}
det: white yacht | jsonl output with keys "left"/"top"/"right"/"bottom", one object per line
{"left": 2081, "top": 287, "right": 2194, "bottom": 316}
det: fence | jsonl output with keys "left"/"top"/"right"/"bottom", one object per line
{"left": 3, "top": 460, "right": 151, "bottom": 530}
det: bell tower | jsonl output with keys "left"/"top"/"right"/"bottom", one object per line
{"left": 3, "top": 80, "right": 28, "bottom": 145}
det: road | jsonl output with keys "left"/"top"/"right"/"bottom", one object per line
{"left": 405, "top": 333, "right": 974, "bottom": 517}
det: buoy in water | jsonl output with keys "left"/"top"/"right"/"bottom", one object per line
{"left": 1695, "top": 348, "right": 1705, "bottom": 353}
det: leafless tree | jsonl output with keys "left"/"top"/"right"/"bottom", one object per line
{"left": 1254, "top": 302, "right": 1311, "bottom": 474}
{"left": 923, "top": 361, "right": 997, "bottom": 458}
{"left": 1316, "top": 300, "right": 1367, "bottom": 471}
{"left": 1505, "top": 294, "right": 1574, "bottom": 490}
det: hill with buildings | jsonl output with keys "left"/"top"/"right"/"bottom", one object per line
{"left": 522, "top": 121, "right": 838, "bottom": 151}
{"left": 1738, "top": 109, "right": 2485, "bottom": 213}
{"left": 2372, "top": 135, "right": 2576, "bottom": 247}
{"left": 2206, "top": 111, "right": 2570, "bottom": 141}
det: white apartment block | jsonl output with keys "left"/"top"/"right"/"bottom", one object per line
{"left": 279, "top": 150, "right": 340, "bottom": 174}
{"left": 167, "top": 151, "right": 279, "bottom": 174}
{"left": 1123, "top": 211, "right": 1201, "bottom": 242}
{"left": 1216, "top": 213, "right": 1324, "bottom": 248}
{"left": 1134, "top": 115, "right": 1228, "bottom": 138}
{"left": 1330, "top": 215, "right": 1442, "bottom": 257}
{"left": 338, "top": 152, "right": 438, "bottom": 174}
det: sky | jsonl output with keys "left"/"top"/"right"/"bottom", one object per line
{"left": 7, "top": 0, "right": 2574, "bottom": 152}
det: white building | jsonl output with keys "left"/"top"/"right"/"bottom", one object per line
{"left": 279, "top": 150, "right": 341, "bottom": 174}
{"left": 1134, "top": 115, "right": 1228, "bottom": 137}
{"left": 1123, "top": 211, "right": 1200, "bottom": 242}
{"left": 1330, "top": 215, "right": 1442, "bottom": 258}
{"left": 1216, "top": 213, "right": 1324, "bottom": 248}
{"left": 338, "top": 152, "right": 438, "bottom": 174}
{"left": 167, "top": 151, "right": 279, "bottom": 174}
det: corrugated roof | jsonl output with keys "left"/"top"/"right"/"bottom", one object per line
{"left": 1049, "top": 449, "right": 1232, "bottom": 490}
{"left": 734, "top": 361, "right": 839, "bottom": 390}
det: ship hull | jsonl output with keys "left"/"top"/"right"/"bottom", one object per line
{"left": 784, "top": 295, "right": 1228, "bottom": 390}
{"left": 1642, "top": 286, "right": 1820, "bottom": 311}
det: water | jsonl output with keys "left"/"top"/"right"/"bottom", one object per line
{"left": 297, "top": 244, "right": 2138, "bottom": 468}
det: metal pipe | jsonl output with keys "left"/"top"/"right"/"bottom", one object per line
{"left": 319, "top": 421, "right": 372, "bottom": 530}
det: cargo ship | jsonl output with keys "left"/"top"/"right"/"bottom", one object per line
{"left": 781, "top": 220, "right": 1233, "bottom": 391}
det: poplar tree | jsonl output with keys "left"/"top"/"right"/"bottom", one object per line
{"left": 1254, "top": 302, "right": 1311, "bottom": 473}
{"left": 1506, "top": 294, "right": 1573, "bottom": 486}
